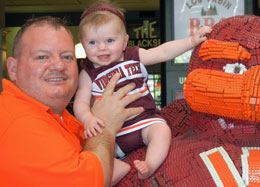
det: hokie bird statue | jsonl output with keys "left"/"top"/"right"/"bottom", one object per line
{"left": 116, "top": 15, "right": 260, "bottom": 187}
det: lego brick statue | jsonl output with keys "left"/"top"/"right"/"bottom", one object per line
{"left": 116, "top": 15, "right": 260, "bottom": 186}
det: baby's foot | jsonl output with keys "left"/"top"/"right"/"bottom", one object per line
{"left": 133, "top": 160, "right": 152, "bottom": 179}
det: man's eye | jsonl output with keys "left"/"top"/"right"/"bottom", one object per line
{"left": 89, "top": 41, "right": 96, "bottom": 45}
{"left": 107, "top": 39, "right": 114, "bottom": 43}
{"left": 62, "top": 55, "right": 74, "bottom": 61}
{"left": 37, "top": 56, "right": 47, "bottom": 60}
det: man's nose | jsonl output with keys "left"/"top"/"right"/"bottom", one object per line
{"left": 49, "top": 56, "right": 65, "bottom": 71}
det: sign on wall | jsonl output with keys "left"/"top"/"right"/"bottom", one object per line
{"left": 174, "top": 0, "right": 245, "bottom": 64}
{"left": 127, "top": 19, "right": 160, "bottom": 49}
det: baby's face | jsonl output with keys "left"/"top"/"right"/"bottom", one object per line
{"left": 81, "top": 20, "right": 129, "bottom": 67}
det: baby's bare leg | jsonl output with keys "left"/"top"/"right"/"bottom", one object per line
{"left": 134, "top": 123, "right": 171, "bottom": 179}
{"left": 111, "top": 158, "right": 131, "bottom": 186}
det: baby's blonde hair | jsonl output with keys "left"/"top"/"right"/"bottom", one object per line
{"left": 79, "top": 0, "right": 126, "bottom": 40}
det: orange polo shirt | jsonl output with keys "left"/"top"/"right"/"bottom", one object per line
{"left": 0, "top": 79, "right": 103, "bottom": 187}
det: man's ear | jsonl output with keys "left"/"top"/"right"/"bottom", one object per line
{"left": 6, "top": 57, "right": 17, "bottom": 82}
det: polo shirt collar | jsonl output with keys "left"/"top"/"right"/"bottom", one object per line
{"left": 2, "top": 79, "right": 53, "bottom": 113}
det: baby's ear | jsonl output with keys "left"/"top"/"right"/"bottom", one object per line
{"left": 124, "top": 34, "right": 129, "bottom": 50}
{"left": 6, "top": 57, "right": 17, "bottom": 82}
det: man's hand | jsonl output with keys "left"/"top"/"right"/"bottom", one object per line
{"left": 91, "top": 73, "right": 144, "bottom": 135}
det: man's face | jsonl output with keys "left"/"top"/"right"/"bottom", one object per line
{"left": 8, "top": 24, "right": 78, "bottom": 112}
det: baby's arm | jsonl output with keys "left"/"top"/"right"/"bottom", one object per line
{"left": 139, "top": 26, "right": 212, "bottom": 66}
{"left": 73, "top": 70, "right": 104, "bottom": 137}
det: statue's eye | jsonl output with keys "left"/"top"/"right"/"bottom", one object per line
{"left": 223, "top": 63, "right": 247, "bottom": 74}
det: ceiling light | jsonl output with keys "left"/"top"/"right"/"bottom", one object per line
{"left": 75, "top": 43, "right": 86, "bottom": 59}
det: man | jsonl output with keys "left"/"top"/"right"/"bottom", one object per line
{"left": 0, "top": 16, "right": 143, "bottom": 187}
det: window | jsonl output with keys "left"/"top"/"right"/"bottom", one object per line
{"left": 147, "top": 74, "right": 161, "bottom": 109}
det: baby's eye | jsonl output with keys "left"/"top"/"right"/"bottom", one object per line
{"left": 107, "top": 39, "right": 114, "bottom": 43}
{"left": 89, "top": 41, "right": 96, "bottom": 45}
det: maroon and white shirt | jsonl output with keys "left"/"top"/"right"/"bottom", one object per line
{"left": 81, "top": 47, "right": 164, "bottom": 138}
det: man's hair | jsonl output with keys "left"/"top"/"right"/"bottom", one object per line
{"left": 13, "top": 16, "right": 72, "bottom": 58}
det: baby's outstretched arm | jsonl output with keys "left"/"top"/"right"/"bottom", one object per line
{"left": 191, "top": 26, "right": 212, "bottom": 47}
{"left": 139, "top": 26, "right": 212, "bottom": 66}
{"left": 73, "top": 70, "right": 105, "bottom": 137}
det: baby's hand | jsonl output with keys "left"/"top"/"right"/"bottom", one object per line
{"left": 84, "top": 116, "right": 105, "bottom": 138}
{"left": 191, "top": 26, "right": 212, "bottom": 47}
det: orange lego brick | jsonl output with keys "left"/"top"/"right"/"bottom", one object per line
{"left": 199, "top": 39, "right": 251, "bottom": 61}
{"left": 184, "top": 66, "right": 260, "bottom": 122}
{"left": 208, "top": 152, "right": 238, "bottom": 186}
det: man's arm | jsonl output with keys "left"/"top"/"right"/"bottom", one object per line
{"left": 84, "top": 73, "right": 144, "bottom": 186}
